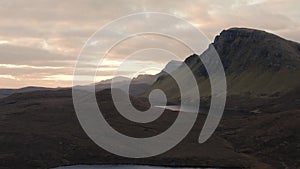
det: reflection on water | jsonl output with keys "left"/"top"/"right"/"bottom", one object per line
{"left": 156, "top": 105, "right": 204, "bottom": 113}
{"left": 53, "top": 165, "right": 216, "bottom": 169}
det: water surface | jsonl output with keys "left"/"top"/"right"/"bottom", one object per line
{"left": 156, "top": 105, "right": 205, "bottom": 113}
{"left": 53, "top": 165, "right": 216, "bottom": 169}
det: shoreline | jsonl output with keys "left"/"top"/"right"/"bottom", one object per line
{"left": 52, "top": 163, "right": 242, "bottom": 169}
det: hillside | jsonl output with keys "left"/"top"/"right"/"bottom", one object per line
{"left": 0, "top": 86, "right": 54, "bottom": 99}
{"left": 0, "top": 88, "right": 299, "bottom": 168}
{"left": 148, "top": 28, "right": 300, "bottom": 111}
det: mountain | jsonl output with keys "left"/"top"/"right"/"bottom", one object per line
{"left": 95, "top": 76, "right": 131, "bottom": 85}
{"left": 161, "top": 60, "right": 182, "bottom": 73}
{"left": 94, "top": 60, "right": 182, "bottom": 96}
{"left": 0, "top": 75, "right": 151, "bottom": 99}
{"left": 95, "top": 75, "right": 157, "bottom": 96}
{"left": 147, "top": 28, "right": 300, "bottom": 112}
{"left": 132, "top": 74, "right": 159, "bottom": 84}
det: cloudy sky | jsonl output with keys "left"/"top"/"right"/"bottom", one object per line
{"left": 0, "top": 0, "right": 299, "bottom": 88}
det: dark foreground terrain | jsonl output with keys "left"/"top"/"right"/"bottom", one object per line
{"left": 0, "top": 89, "right": 299, "bottom": 169}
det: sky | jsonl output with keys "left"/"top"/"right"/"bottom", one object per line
{"left": 0, "top": 0, "right": 300, "bottom": 88}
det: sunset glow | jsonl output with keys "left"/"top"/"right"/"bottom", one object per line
{"left": 1, "top": 0, "right": 299, "bottom": 88}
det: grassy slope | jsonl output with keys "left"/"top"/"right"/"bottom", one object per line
{"left": 146, "top": 28, "right": 300, "bottom": 111}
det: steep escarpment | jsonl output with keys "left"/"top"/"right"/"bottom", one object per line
{"left": 148, "top": 28, "right": 300, "bottom": 111}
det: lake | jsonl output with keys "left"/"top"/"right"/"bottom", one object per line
{"left": 53, "top": 165, "right": 216, "bottom": 169}
{"left": 156, "top": 105, "right": 206, "bottom": 113}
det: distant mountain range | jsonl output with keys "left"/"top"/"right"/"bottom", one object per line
{"left": 0, "top": 60, "right": 182, "bottom": 98}
{"left": 95, "top": 75, "right": 157, "bottom": 96}
{"left": 0, "top": 86, "right": 55, "bottom": 99}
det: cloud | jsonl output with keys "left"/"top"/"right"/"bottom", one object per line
{"left": 0, "top": 45, "right": 75, "bottom": 66}
{"left": 0, "top": 75, "right": 18, "bottom": 80}
{"left": 0, "top": 0, "right": 299, "bottom": 88}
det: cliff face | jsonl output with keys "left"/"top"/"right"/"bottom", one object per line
{"left": 213, "top": 28, "right": 300, "bottom": 72}
{"left": 147, "top": 28, "right": 300, "bottom": 111}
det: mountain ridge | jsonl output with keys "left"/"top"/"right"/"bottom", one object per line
{"left": 147, "top": 27, "right": 300, "bottom": 112}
